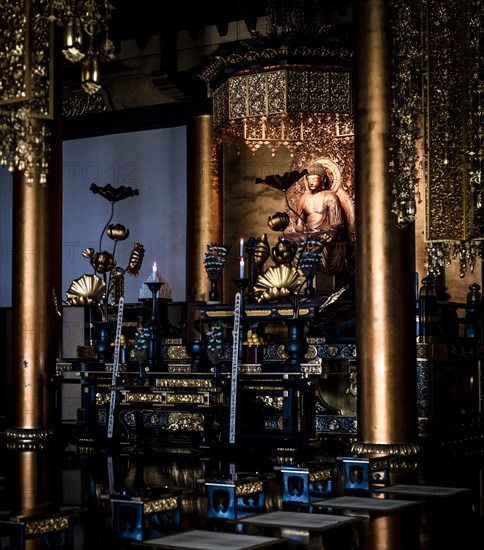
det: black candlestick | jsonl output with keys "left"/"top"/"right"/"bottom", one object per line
{"left": 145, "top": 281, "right": 163, "bottom": 369}
{"left": 234, "top": 277, "right": 249, "bottom": 296}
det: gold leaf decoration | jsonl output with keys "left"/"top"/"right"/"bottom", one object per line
{"left": 126, "top": 243, "right": 145, "bottom": 276}
{"left": 254, "top": 234, "right": 270, "bottom": 266}
{"left": 82, "top": 247, "right": 95, "bottom": 258}
{"left": 65, "top": 274, "right": 106, "bottom": 306}
{"left": 254, "top": 264, "right": 304, "bottom": 303}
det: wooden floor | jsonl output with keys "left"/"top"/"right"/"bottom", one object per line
{"left": 0, "top": 435, "right": 483, "bottom": 549}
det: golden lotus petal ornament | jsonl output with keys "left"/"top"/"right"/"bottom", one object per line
{"left": 90, "top": 251, "right": 116, "bottom": 274}
{"left": 271, "top": 238, "right": 298, "bottom": 265}
{"left": 254, "top": 234, "right": 270, "bottom": 266}
{"left": 82, "top": 247, "right": 95, "bottom": 259}
{"left": 258, "top": 286, "right": 293, "bottom": 302}
{"left": 268, "top": 212, "right": 290, "bottom": 232}
{"left": 107, "top": 223, "right": 130, "bottom": 241}
{"left": 254, "top": 264, "right": 304, "bottom": 303}
{"left": 126, "top": 242, "right": 145, "bottom": 276}
{"left": 65, "top": 274, "right": 106, "bottom": 306}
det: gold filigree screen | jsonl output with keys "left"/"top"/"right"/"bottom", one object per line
{"left": 0, "top": 0, "right": 53, "bottom": 184}
{"left": 423, "top": 0, "right": 483, "bottom": 275}
{"left": 0, "top": 1, "right": 31, "bottom": 105}
{"left": 0, "top": 0, "right": 52, "bottom": 113}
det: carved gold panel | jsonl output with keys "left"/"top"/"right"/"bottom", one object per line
{"left": 424, "top": 0, "right": 483, "bottom": 240}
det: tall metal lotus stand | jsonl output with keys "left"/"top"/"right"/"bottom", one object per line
{"left": 145, "top": 281, "right": 163, "bottom": 369}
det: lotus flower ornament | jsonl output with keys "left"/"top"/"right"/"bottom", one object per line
{"left": 254, "top": 264, "right": 304, "bottom": 303}
{"left": 64, "top": 184, "right": 145, "bottom": 320}
{"left": 271, "top": 237, "right": 298, "bottom": 265}
{"left": 255, "top": 169, "right": 308, "bottom": 192}
{"left": 268, "top": 212, "right": 290, "bottom": 232}
{"left": 107, "top": 223, "right": 130, "bottom": 241}
{"left": 90, "top": 251, "right": 117, "bottom": 274}
{"left": 256, "top": 170, "right": 308, "bottom": 226}
{"left": 254, "top": 234, "right": 270, "bottom": 267}
{"left": 126, "top": 243, "right": 145, "bottom": 276}
{"left": 65, "top": 274, "right": 106, "bottom": 306}
{"left": 89, "top": 183, "right": 139, "bottom": 203}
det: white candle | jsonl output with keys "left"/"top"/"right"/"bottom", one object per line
{"left": 239, "top": 237, "right": 244, "bottom": 258}
{"left": 152, "top": 262, "right": 157, "bottom": 281}
{"left": 239, "top": 257, "right": 245, "bottom": 279}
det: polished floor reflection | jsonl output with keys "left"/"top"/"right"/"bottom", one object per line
{"left": 0, "top": 436, "right": 483, "bottom": 549}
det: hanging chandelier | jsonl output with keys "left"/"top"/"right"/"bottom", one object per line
{"left": 53, "top": 0, "right": 115, "bottom": 94}
{"left": 0, "top": 0, "right": 115, "bottom": 185}
{"left": 0, "top": 0, "right": 52, "bottom": 184}
{"left": 198, "top": 1, "right": 354, "bottom": 156}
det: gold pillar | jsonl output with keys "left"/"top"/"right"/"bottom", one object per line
{"left": 353, "top": 0, "right": 420, "bottom": 454}
{"left": 6, "top": 448, "right": 72, "bottom": 549}
{"left": 11, "top": 450, "right": 50, "bottom": 512}
{"left": 7, "top": 117, "right": 62, "bottom": 441}
{"left": 186, "top": 115, "right": 223, "bottom": 339}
